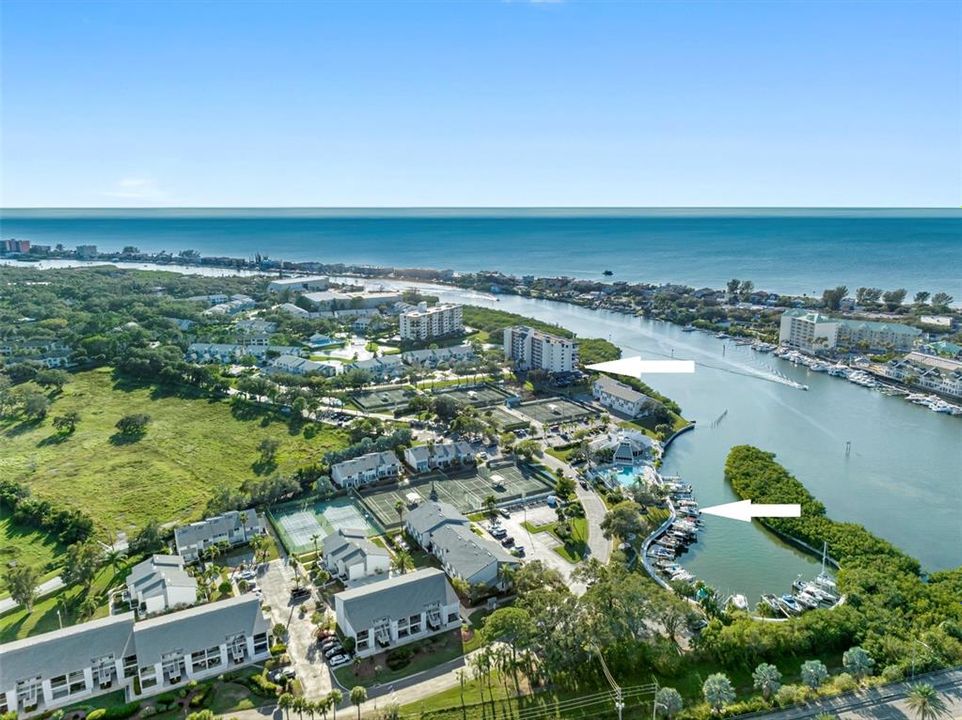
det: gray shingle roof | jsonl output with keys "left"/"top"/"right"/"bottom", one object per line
{"left": 331, "top": 451, "right": 399, "bottom": 480}
{"left": 430, "top": 525, "right": 518, "bottom": 581}
{"left": 323, "top": 528, "right": 389, "bottom": 565}
{"left": 133, "top": 595, "right": 268, "bottom": 666}
{"left": 174, "top": 509, "right": 259, "bottom": 553}
{"left": 126, "top": 555, "right": 197, "bottom": 602}
{"left": 595, "top": 375, "right": 647, "bottom": 404}
{"left": 335, "top": 568, "right": 456, "bottom": 630}
{"left": 0, "top": 613, "right": 136, "bottom": 688}
{"left": 405, "top": 500, "right": 467, "bottom": 538}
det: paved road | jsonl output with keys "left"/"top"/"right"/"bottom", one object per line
{"left": 0, "top": 576, "right": 64, "bottom": 613}
{"left": 539, "top": 451, "right": 611, "bottom": 563}
{"left": 742, "top": 667, "right": 962, "bottom": 720}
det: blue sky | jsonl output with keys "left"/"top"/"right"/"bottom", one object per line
{"left": 1, "top": 1, "right": 958, "bottom": 207}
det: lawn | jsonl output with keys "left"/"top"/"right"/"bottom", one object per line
{"left": 0, "top": 515, "right": 67, "bottom": 587}
{"left": 522, "top": 515, "right": 588, "bottom": 563}
{"left": 0, "top": 368, "right": 349, "bottom": 535}
{"left": 333, "top": 629, "right": 467, "bottom": 688}
{"left": 0, "top": 553, "right": 143, "bottom": 642}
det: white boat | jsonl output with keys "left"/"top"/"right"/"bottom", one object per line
{"left": 727, "top": 594, "right": 749, "bottom": 611}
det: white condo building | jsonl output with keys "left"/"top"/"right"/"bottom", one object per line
{"left": 399, "top": 303, "right": 464, "bottom": 342}
{"left": 503, "top": 325, "right": 578, "bottom": 373}
{"left": 779, "top": 309, "right": 921, "bottom": 353}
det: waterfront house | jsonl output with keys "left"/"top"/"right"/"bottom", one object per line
{"left": 174, "top": 509, "right": 261, "bottom": 563}
{"left": 0, "top": 596, "right": 270, "bottom": 718}
{"left": 330, "top": 451, "right": 401, "bottom": 489}
{"left": 333, "top": 569, "right": 460, "bottom": 658}
{"left": 125, "top": 555, "right": 197, "bottom": 617}
{"left": 592, "top": 375, "right": 649, "bottom": 417}
{"left": 322, "top": 528, "right": 391, "bottom": 583}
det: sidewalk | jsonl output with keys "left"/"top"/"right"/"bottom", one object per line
{"left": 0, "top": 575, "right": 64, "bottom": 614}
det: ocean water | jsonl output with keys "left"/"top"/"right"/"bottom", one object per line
{"left": 2, "top": 208, "right": 961, "bottom": 298}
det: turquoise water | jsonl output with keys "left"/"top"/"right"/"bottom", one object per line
{"left": 2, "top": 208, "right": 961, "bottom": 298}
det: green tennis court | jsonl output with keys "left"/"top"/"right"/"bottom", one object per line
{"left": 270, "top": 496, "right": 380, "bottom": 555}
{"left": 432, "top": 384, "right": 512, "bottom": 407}
{"left": 482, "top": 406, "right": 530, "bottom": 431}
{"left": 515, "top": 397, "right": 596, "bottom": 425}
{"left": 357, "top": 464, "right": 554, "bottom": 529}
{"left": 351, "top": 387, "right": 413, "bottom": 412}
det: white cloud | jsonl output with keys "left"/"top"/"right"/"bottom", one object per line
{"left": 101, "top": 177, "right": 170, "bottom": 202}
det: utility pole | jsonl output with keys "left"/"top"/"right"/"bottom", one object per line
{"left": 593, "top": 646, "right": 624, "bottom": 720}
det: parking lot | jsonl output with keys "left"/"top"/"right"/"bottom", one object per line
{"left": 481, "top": 505, "right": 587, "bottom": 596}
{"left": 257, "top": 559, "right": 334, "bottom": 698}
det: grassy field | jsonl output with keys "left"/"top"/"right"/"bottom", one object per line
{"left": 0, "top": 516, "right": 66, "bottom": 584}
{"left": 0, "top": 368, "right": 349, "bottom": 535}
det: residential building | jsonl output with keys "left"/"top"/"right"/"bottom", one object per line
{"left": 404, "top": 502, "right": 518, "bottom": 590}
{"left": 186, "top": 294, "right": 229, "bottom": 306}
{"left": 204, "top": 295, "right": 255, "bottom": 316}
{"left": 302, "top": 290, "right": 402, "bottom": 313}
{"left": 235, "top": 319, "right": 276, "bottom": 335}
{"left": 0, "top": 596, "right": 270, "bottom": 718}
{"left": 922, "top": 340, "right": 962, "bottom": 360}
{"left": 881, "top": 352, "right": 962, "bottom": 399}
{"left": 330, "top": 451, "right": 401, "bottom": 489}
{"left": 276, "top": 302, "right": 311, "bottom": 318}
{"left": 75, "top": 245, "right": 98, "bottom": 259}
{"left": 403, "top": 500, "right": 467, "bottom": 548}
{"left": 347, "top": 355, "right": 404, "bottom": 379}
{"left": 186, "top": 343, "right": 303, "bottom": 364}
{"left": 779, "top": 309, "right": 921, "bottom": 353}
{"left": 268, "top": 354, "right": 337, "bottom": 377}
{"left": 401, "top": 344, "right": 475, "bottom": 368}
{"left": 919, "top": 315, "right": 954, "bottom": 329}
{"left": 174, "top": 509, "right": 261, "bottom": 563}
{"left": 503, "top": 325, "right": 579, "bottom": 373}
{"left": 592, "top": 375, "right": 649, "bottom": 417}
{"left": 322, "top": 528, "right": 391, "bottom": 583}
{"left": 333, "top": 569, "right": 460, "bottom": 658}
{"left": 1, "top": 239, "right": 30, "bottom": 254}
{"left": 403, "top": 441, "right": 476, "bottom": 474}
{"left": 399, "top": 303, "right": 464, "bottom": 342}
{"left": 267, "top": 275, "right": 330, "bottom": 293}
{"left": 125, "top": 555, "right": 197, "bottom": 617}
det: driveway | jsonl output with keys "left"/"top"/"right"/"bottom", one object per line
{"left": 256, "top": 559, "right": 333, "bottom": 699}
{"left": 539, "top": 451, "right": 611, "bottom": 564}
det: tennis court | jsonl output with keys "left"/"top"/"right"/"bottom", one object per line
{"left": 270, "top": 496, "right": 380, "bottom": 555}
{"left": 482, "top": 406, "right": 530, "bottom": 431}
{"left": 357, "top": 463, "right": 554, "bottom": 529}
{"left": 351, "top": 387, "right": 413, "bottom": 412}
{"left": 515, "top": 397, "right": 596, "bottom": 425}
{"left": 433, "top": 384, "right": 512, "bottom": 408}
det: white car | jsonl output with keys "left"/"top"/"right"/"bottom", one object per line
{"left": 329, "top": 654, "right": 351, "bottom": 667}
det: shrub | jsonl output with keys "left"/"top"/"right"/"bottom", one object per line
{"left": 155, "top": 694, "right": 179, "bottom": 705}
{"left": 140, "top": 707, "right": 156, "bottom": 718}
{"left": 270, "top": 643, "right": 287, "bottom": 655}
{"left": 102, "top": 703, "right": 142, "bottom": 720}
{"left": 86, "top": 710, "right": 106, "bottom": 720}
{"left": 244, "top": 673, "right": 279, "bottom": 697}
{"left": 386, "top": 646, "right": 414, "bottom": 671}
{"left": 830, "top": 673, "right": 858, "bottom": 693}
{"left": 880, "top": 664, "right": 904, "bottom": 682}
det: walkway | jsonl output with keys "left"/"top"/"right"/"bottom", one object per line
{"left": 0, "top": 575, "right": 64, "bottom": 613}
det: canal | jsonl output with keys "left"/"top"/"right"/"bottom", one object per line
{"left": 376, "top": 281, "right": 962, "bottom": 602}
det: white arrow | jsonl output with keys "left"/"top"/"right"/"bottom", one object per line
{"left": 699, "top": 500, "right": 801, "bottom": 522}
{"left": 586, "top": 356, "right": 695, "bottom": 376}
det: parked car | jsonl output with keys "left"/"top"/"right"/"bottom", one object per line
{"left": 329, "top": 654, "right": 351, "bottom": 667}
{"left": 290, "top": 586, "right": 312, "bottom": 600}
{"left": 499, "top": 508, "right": 510, "bottom": 519}
{"left": 489, "top": 527, "right": 507, "bottom": 539}
{"left": 324, "top": 646, "right": 345, "bottom": 659}
{"left": 320, "top": 638, "right": 340, "bottom": 650}
{"left": 511, "top": 546, "right": 526, "bottom": 557}
{"left": 500, "top": 536, "right": 515, "bottom": 547}
{"left": 269, "top": 667, "right": 296, "bottom": 682}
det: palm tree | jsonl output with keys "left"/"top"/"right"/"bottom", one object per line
{"left": 293, "top": 696, "right": 307, "bottom": 720}
{"left": 905, "top": 683, "right": 951, "bottom": 720}
{"left": 801, "top": 659, "right": 828, "bottom": 690}
{"left": 278, "top": 693, "right": 294, "bottom": 720}
{"left": 752, "top": 663, "right": 782, "bottom": 701}
{"left": 392, "top": 550, "right": 414, "bottom": 575}
{"left": 654, "top": 687, "right": 683, "bottom": 719}
{"left": 349, "top": 686, "right": 367, "bottom": 720}
{"left": 394, "top": 499, "right": 405, "bottom": 527}
{"left": 311, "top": 533, "right": 321, "bottom": 559}
{"left": 702, "top": 673, "right": 735, "bottom": 715}
{"left": 328, "top": 689, "right": 342, "bottom": 720}
{"left": 316, "top": 698, "right": 331, "bottom": 720}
